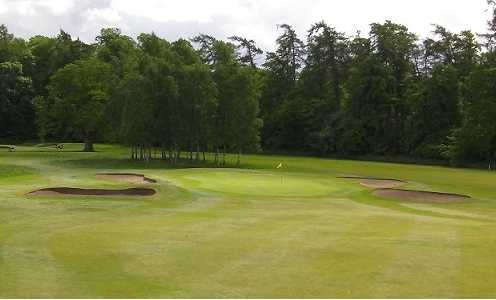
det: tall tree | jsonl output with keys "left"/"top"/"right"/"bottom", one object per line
{"left": 341, "top": 52, "right": 388, "bottom": 154}
{"left": 191, "top": 34, "right": 218, "bottom": 64}
{"left": 228, "top": 36, "right": 263, "bottom": 68}
{"left": 406, "top": 64, "right": 461, "bottom": 158}
{"left": 0, "top": 24, "right": 33, "bottom": 67}
{"left": 96, "top": 28, "right": 138, "bottom": 78}
{"left": 266, "top": 24, "right": 305, "bottom": 82}
{"left": 194, "top": 37, "right": 261, "bottom": 164}
{"left": 446, "top": 65, "right": 496, "bottom": 166}
{"left": 177, "top": 63, "right": 217, "bottom": 161}
{"left": 482, "top": 0, "right": 496, "bottom": 53}
{"left": 0, "top": 62, "right": 35, "bottom": 141}
{"left": 261, "top": 24, "right": 305, "bottom": 150}
{"left": 369, "top": 21, "right": 417, "bottom": 154}
{"left": 296, "top": 21, "right": 350, "bottom": 153}
{"left": 0, "top": 25, "right": 36, "bottom": 141}
{"left": 37, "top": 57, "right": 115, "bottom": 151}
{"left": 28, "top": 30, "right": 93, "bottom": 97}
{"left": 424, "top": 26, "right": 479, "bottom": 78}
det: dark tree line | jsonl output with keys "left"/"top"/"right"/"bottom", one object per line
{"left": 2, "top": 1, "right": 496, "bottom": 167}
{"left": 7, "top": 28, "right": 262, "bottom": 164}
{"left": 260, "top": 2, "right": 496, "bottom": 167}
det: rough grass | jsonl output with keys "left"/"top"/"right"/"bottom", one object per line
{"left": 1, "top": 143, "right": 496, "bottom": 298}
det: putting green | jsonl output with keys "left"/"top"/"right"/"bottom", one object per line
{"left": 168, "top": 169, "right": 339, "bottom": 197}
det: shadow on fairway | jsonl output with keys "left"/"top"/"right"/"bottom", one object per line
{"left": 56, "top": 157, "right": 242, "bottom": 170}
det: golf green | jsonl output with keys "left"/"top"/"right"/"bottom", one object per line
{"left": 167, "top": 169, "right": 339, "bottom": 197}
{"left": 1, "top": 144, "right": 496, "bottom": 298}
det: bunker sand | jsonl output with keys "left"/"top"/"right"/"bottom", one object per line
{"left": 96, "top": 173, "right": 157, "bottom": 183}
{"left": 338, "top": 176, "right": 406, "bottom": 189}
{"left": 28, "top": 187, "right": 156, "bottom": 196}
{"left": 373, "top": 188, "right": 470, "bottom": 203}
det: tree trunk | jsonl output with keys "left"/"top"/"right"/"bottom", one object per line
{"left": 214, "top": 147, "right": 219, "bottom": 166}
{"left": 196, "top": 143, "right": 200, "bottom": 162}
{"left": 83, "top": 140, "right": 94, "bottom": 152}
{"left": 236, "top": 148, "right": 242, "bottom": 166}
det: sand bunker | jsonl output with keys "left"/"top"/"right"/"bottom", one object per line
{"left": 339, "top": 176, "right": 405, "bottom": 189}
{"left": 373, "top": 188, "right": 470, "bottom": 203}
{"left": 96, "top": 173, "right": 156, "bottom": 184}
{"left": 359, "top": 179, "right": 405, "bottom": 189}
{"left": 29, "top": 187, "right": 156, "bottom": 197}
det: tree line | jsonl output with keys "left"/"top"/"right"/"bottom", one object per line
{"left": 1, "top": 26, "right": 262, "bottom": 164}
{"left": 2, "top": 1, "right": 496, "bottom": 167}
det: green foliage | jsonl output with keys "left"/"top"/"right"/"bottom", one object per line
{"left": 3, "top": 6, "right": 496, "bottom": 167}
{"left": 341, "top": 54, "right": 388, "bottom": 154}
{"left": 37, "top": 57, "right": 115, "bottom": 150}
{"left": 296, "top": 21, "right": 350, "bottom": 153}
{"left": 28, "top": 31, "right": 93, "bottom": 97}
{"left": 447, "top": 65, "right": 496, "bottom": 164}
{"left": 177, "top": 62, "right": 217, "bottom": 152}
{"left": 261, "top": 24, "right": 305, "bottom": 150}
{"left": 407, "top": 65, "right": 461, "bottom": 158}
{"left": 229, "top": 35, "right": 263, "bottom": 68}
{"left": 206, "top": 39, "right": 262, "bottom": 163}
{"left": 0, "top": 24, "right": 33, "bottom": 69}
{"left": 96, "top": 28, "right": 138, "bottom": 78}
{"left": 0, "top": 61, "right": 35, "bottom": 141}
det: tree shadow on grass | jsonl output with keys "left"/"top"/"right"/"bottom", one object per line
{"left": 55, "top": 157, "right": 244, "bottom": 170}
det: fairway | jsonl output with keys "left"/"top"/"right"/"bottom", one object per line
{"left": 1, "top": 144, "right": 496, "bottom": 298}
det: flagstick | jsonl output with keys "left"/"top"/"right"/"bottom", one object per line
{"left": 276, "top": 162, "right": 283, "bottom": 184}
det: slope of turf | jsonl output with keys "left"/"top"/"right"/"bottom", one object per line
{"left": 1, "top": 144, "right": 496, "bottom": 298}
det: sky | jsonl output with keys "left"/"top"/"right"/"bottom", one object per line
{"left": 0, "top": 0, "right": 492, "bottom": 51}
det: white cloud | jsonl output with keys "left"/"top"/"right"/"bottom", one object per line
{"left": 109, "top": 0, "right": 249, "bottom": 23}
{"left": 0, "top": 0, "right": 491, "bottom": 51}
{"left": 86, "top": 7, "right": 122, "bottom": 23}
{"left": 37, "top": 0, "right": 74, "bottom": 15}
{"left": 0, "top": 0, "right": 74, "bottom": 15}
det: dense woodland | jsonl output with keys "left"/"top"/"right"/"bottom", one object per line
{"left": 3, "top": 2, "right": 496, "bottom": 167}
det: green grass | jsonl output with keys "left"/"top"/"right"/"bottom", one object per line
{"left": 1, "top": 143, "right": 496, "bottom": 298}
